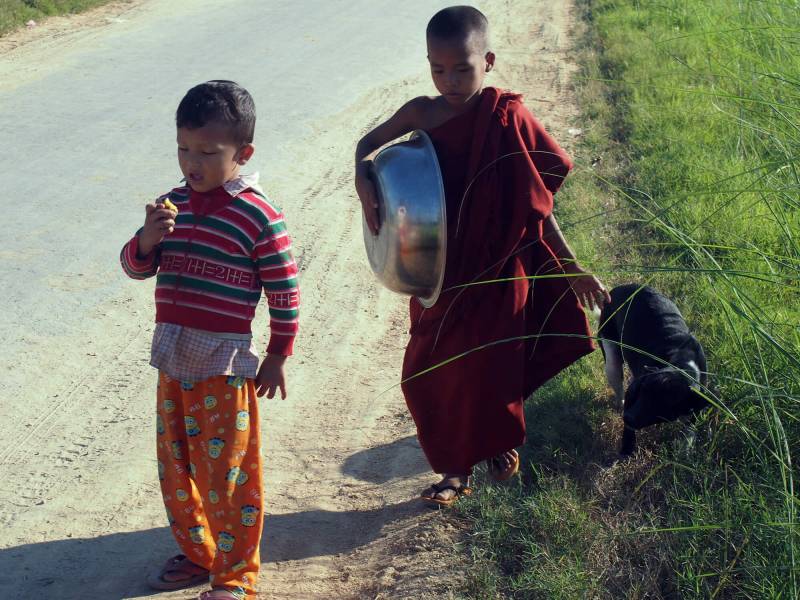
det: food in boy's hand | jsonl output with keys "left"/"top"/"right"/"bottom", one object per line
{"left": 161, "top": 198, "right": 179, "bottom": 212}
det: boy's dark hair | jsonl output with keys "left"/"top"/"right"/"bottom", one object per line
{"left": 176, "top": 80, "right": 256, "bottom": 145}
{"left": 426, "top": 5, "right": 489, "bottom": 50}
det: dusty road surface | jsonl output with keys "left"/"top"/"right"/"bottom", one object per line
{"left": 0, "top": 0, "right": 579, "bottom": 598}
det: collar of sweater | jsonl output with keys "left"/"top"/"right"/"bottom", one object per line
{"left": 188, "top": 185, "right": 236, "bottom": 216}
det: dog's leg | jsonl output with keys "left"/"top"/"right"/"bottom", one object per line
{"left": 620, "top": 425, "right": 636, "bottom": 457}
{"left": 601, "top": 339, "right": 625, "bottom": 409}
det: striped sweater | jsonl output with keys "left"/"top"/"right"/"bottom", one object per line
{"left": 120, "top": 181, "right": 299, "bottom": 355}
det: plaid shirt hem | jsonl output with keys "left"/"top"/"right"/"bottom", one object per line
{"left": 150, "top": 323, "right": 259, "bottom": 383}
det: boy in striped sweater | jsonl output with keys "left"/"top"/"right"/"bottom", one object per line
{"left": 120, "top": 80, "right": 299, "bottom": 600}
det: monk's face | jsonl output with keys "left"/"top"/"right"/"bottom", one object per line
{"left": 427, "top": 33, "right": 494, "bottom": 107}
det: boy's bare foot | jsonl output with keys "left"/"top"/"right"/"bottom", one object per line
{"left": 486, "top": 449, "right": 520, "bottom": 481}
{"left": 420, "top": 473, "right": 471, "bottom": 507}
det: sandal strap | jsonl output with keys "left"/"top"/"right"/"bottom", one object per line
{"left": 431, "top": 482, "right": 466, "bottom": 494}
{"left": 425, "top": 482, "right": 471, "bottom": 498}
{"left": 167, "top": 555, "right": 207, "bottom": 573}
{"left": 198, "top": 588, "right": 246, "bottom": 600}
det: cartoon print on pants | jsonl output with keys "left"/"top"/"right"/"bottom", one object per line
{"left": 181, "top": 381, "right": 194, "bottom": 391}
{"left": 163, "top": 398, "right": 176, "bottom": 413}
{"left": 208, "top": 437, "right": 225, "bottom": 459}
{"left": 226, "top": 466, "right": 240, "bottom": 484}
{"left": 232, "top": 560, "right": 247, "bottom": 572}
{"left": 241, "top": 505, "right": 259, "bottom": 527}
{"left": 204, "top": 395, "right": 218, "bottom": 410}
{"left": 176, "top": 488, "right": 189, "bottom": 502}
{"left": 226, "top": 375, "right": 246, "bottom": 389}
{"left": 217, "top": 531, "right": 235, "bottom": 553}
{"left": 171, "top": 440, "right": 183, "bottom": 461}
{"left": 235, "top": 410, "right": 249, "bottom": 432}
{"left": 185, "top": 415, "right": 201, "bottom": 437}
{"left": 156, "top": 414, "right": 165, "bottom": 435}
{"left": 208, "top": 489, "right": 220, "bottom": 504}
{"left": 157, "top": 461, "right": 165, "bottom": 481}
{"left": 189, "top": 462, "right": 197, "bottom": 478}
{"left": 189, "top": 525, "right": 206, "bottom": 544}
{"left": 236, "top": 469, "right": 249, "bottom": 486}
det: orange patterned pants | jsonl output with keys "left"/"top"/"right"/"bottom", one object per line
{"left": 156, "top": 372, "right": 263, "bottom": 598}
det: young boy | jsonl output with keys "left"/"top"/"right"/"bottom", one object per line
{"left": 355, "top": 7, "right": 609, "bottom": 506}
{"left": 121, "top": 81, "right": 299, "bottom": 599}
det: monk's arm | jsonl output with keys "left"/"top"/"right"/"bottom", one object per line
{"left": 541, "top": 213, "right": 579, "bottom": 270}
{"left": 355, "top": 99, "right": 421, "bottom": 164}
{"left": 542, "top": 214, "right": 611, "bottom": 310}
{"left": 355, "top": 99, "right": 421, "bottom": 233}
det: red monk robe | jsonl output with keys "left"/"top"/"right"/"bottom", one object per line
{"left": 401, "top": 87, "right": 595, "bottom": 475}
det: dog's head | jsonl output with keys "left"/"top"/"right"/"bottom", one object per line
{"left": 623, "top": 368, "right": 708, "bottom": 430}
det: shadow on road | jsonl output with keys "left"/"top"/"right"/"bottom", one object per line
{"left": 340, "top": 434, "right": 429, "bottom": 483}
{"left": 0, "top": 501, "right": 417, "bottom": 599}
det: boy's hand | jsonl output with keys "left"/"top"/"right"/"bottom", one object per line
{"left": 565, "top": 263, "right": 611, "bottom": 312}
{"left": 256, "top": 354, "right": 287, "bottom": 399}
{"left": 138, "top": 201, "right": 177, "bottom": 256}
{"left": 355, "top": 162, "right": 380, "bottom": 235}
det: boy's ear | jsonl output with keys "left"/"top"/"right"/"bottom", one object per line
{"left": 237, "top": 143, "right": 255, "bottom": 165}
{"left": 485, "top": 51, "right": 495, "bottom": 72}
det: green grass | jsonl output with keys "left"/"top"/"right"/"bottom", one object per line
{"left": 457, "top": 1, "right": 799, "bottom": 598}
{"left": 0, "top": 0, "right": 116, "bottom": 37}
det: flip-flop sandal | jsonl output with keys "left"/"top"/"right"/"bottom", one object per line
{"left": 486, "top": 449, "right": 520, "bottom": 482}
{"left": 198, "top": 589, "right": 245, "bottom": 600}
{"left": 147, "top": 554, "right": 209, "bottom": 591}
{"left": 420, "top": 482, "right": 472, "bottom": 508}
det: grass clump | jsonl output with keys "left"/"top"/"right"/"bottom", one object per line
{"left": 0, "top": 0, "right": 117, "bottom": 37}
{"left": 458, "top": 1, "right": 799, "bottom": 598}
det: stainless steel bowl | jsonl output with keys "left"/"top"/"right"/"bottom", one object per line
{"left": 363, "top": 130, "right": 446, "bottom": 308}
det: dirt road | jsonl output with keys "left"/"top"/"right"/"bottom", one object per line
{"left": 0, "top": 1, "right": 578, "bottom": 597}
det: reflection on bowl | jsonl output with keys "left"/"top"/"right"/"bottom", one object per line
{"left": 362, "top": 130, "right": 446, "bottom": 308}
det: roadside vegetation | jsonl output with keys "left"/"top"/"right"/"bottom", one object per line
{"left": 459, "top": 1, "right": 799, "bottom": 598}
{"left": 0, "top": 0, "right": 115, "bottom": 37}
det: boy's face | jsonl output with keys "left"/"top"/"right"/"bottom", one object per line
{"left": 427, "top": 34, "right": 494, "bottom": 107}
{"left": 177, "top": 122, "right": 253, "bottom": 192}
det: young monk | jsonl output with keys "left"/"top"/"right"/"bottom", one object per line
{"left": 354, "top": 6, "right": 610, "bottom": 506}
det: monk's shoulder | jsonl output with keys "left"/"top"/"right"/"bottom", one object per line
{"left": 402, "top": 95, "right": 440, "bottom": 129}
{"left": 499, "top": 92, "right": 536, "bottom": 126}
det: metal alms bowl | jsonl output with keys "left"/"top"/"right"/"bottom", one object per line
{"left": 362, "top": 130, "right": 446, "bottom": 308}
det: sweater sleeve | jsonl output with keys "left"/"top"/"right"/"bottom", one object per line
{"left": 254, "top": 215, "right": 300, "bottom": 356}
{"left": 120, "top": 229, "right": 160, "bottom": 279}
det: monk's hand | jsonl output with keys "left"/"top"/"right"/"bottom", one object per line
{"left": 256, "top": 354, "right": 287, "bottom": 399}
{"left": 355, "top": 161, "right": 380, "bottom": 235}
{"left": 565, "top": 263, "right": 611, "bottom": 312}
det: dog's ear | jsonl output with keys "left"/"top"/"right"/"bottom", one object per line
{"left": 686, "top": 363, "right": 710, "bottom": 411}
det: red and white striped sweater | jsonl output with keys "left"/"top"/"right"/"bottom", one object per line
{"left": 121, "top": 179, "right": 299, "bottom": 355}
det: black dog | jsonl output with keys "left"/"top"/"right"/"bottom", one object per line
{"left": 598, "top": 284, "right": 708, "bottom": 456}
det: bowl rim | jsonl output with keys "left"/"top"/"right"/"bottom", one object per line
{"left": 407, "top": 129, "right": 446, "bottom": 308}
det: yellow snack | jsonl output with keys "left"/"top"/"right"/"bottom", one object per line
{"left": 162, "top": 198, "right": 178, "bottom": 212}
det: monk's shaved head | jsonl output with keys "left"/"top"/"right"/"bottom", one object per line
{"left": 426, "top": 6, "right": 490, "bottom": 52}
